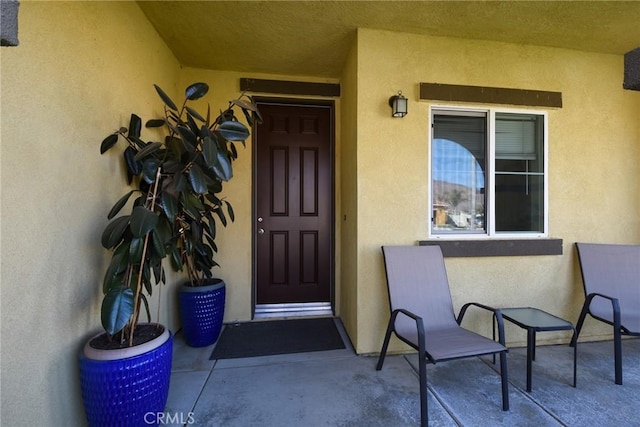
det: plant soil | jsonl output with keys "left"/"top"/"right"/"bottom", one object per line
{"left": 89, "top": 324, "right": 165, "bottom": 350}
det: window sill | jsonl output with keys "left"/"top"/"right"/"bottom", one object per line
{"left": 418, "top": 238, "right": 563, "bottom": 257}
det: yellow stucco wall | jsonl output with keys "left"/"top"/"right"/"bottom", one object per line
{"left": 1, "top": 2, "right": 181, "bottom": 425}
{"left": 339, "top": 36, "right": 360, "bottom": 344}
{"left": 352, "top": 28, "right": 640, "bottom": 354}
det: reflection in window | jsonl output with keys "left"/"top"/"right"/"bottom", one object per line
{"left": 431, "top": 109, "right": 547, "bottom": 236}
{"left": 432, "top": 114, "right": 486, "bottom": 232}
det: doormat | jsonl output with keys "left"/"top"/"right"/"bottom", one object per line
{"left": 210, "top": 317, "right": 346, "bottom": 360}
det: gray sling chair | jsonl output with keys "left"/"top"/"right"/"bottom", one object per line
{"left": 376, "top": 245, "right": 509, "bottom": 427}
{"left": 570, "top": 242, "right": 640, "bottom": 385}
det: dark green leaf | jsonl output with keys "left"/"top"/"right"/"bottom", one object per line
{"left": 241, "top": 108, "right": 254, "bottom": 127}
{"left": 167, "top": 110, "right": 181, "bottom": 126}
{"left": 173, "top": 172, "right": 188, "bottom": 192}
{"left": 185, "top": 82, "right": 209, "bottom": 100}
{"left": 162, "top": 159, "right": 182, "bottom": 174}
{"left": 183, "top": 192, "right": 205, "bottom": 217}
{"left": 195, "top": 242, "right": 207, "bottom": 257}
{"left": 151, "top": 229, "right": 166, "bottom": 257}
{"left": 102, "top": 243, "right": 130, "bottom": 293}
{"left": 101, "top": 287, "right": 134, "bottom": 335}
{"left": 229, "top": 141, "right": 238, "bottom": 159}
{"left": 160, "top": 191, "right": 179, "bottom": 222}
{"left": 129, "top": 236, "right": 143, "bottom": 263}
{"left": 205, "top": 193, "right": 221, "bottom": 206}
{"left": 253, "top": 109, "right": 263, "bottom": 124}
{"left": 166, "top": 135, "right": 186, "bottom": 159}
{"left": 219, "top": 109, "right": 235, "bottom": 123}
{"left": 100, "top": 134, "right": 119, "bottom": 154}
{"left": 214, "top": 206, "right": 228, "bottom": 227}
{"left": 128, "top": 114, "right": 142, "bottom": 139}
{"left": 124, "top": 147, "right": 142, "bottom": 176}
{"left": 204, "top": 232, "right": 217, "bottom": 253}
{"left": 140, "top": 293, "right": 151, "bottom": 323}
{"left": 152, "top": 261, "right": 164, "bottom": 285}
{"left": 155, "top": 217, "right": 172, "bottom": 246}
{"left": 130, "top": 206, "right": 158, "bottom": 238}
{"left": 134, "top": 141, "right": 162, "bottom": 161}
{"left": 230, "top": 97, "right": 259, "bottom": 112}
{"left": 145, "top": 119, "right": 166, "bottom": 128}
{"left": 101, "top": 216, "right": 130, "bottom": 249}
{"left": 188, "top": 164, "right": 208, "bottom": 194}
{"left": 154, "top": 84, "right": 178, "bottom": 111}
{"left": 141, "top": 158, "right": 161, "bottom": 184}
{"left": 213, "top": 150, "right": 233, "bottom": 181}
{"left": 226, "top": 200, "right": 235, "bottom": 222}
{"left": 208, "top": 179, "right": 223, "bottom": 193}
{"left": 191, "top": 221, "right": 202, "bottom": 239}
{"left": 216, "top": 120, "right": 250, "bottom": 142}
{"left": 205, "top": 212, "right": 216, "bottom": 239}
{"left": 186, "top": 106, "right": 205, "bottom": 123}
{"left": 202, "top": 136, "right": 218, "bottom": 169}
{"left": 176, "top": 126, "right": 197, "bottom": 150}
{"left": 186, "top": 112, "right": 200, "bottom": 136}
{"left": 141, "top": 263, "right": 151, "bottom": 289}
{"left": 108, "top": 191, "right": 134, "bottom": 220}
{"left": 170, "top": 247, "right": 183, "bottom": 272}
{"left": 130, "top": 135, "right": 147, "bottom": 150}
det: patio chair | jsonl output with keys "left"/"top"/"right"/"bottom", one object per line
{"left": 570, "top": 242, "right": 640, "bottom": 385}
{"left": 376, "top": 245, "right": 509, "bottom": 427}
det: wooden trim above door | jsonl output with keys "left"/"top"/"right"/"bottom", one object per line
{"left": 241, "top": 78, "right": 341, "bottom": 97}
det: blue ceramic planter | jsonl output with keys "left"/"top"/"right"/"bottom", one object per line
{"left": 178, "top": 279, "right": 226, "bottom": 347}
{"left": 79, "top": 325, "right": 173, "bottom": 427}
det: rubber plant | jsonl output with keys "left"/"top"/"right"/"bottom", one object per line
{"left": 99, "top": 82, "right": 260, "bottom": 347}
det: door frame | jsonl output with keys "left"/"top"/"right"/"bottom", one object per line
{"left": 251, "top": 97, "right": 336, "bottom": 319}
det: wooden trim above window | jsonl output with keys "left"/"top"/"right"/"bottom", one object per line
{"left": 240, "top": 78, "right": 340, "bottom": 97}
{"left": 420, "top": 83, "right": 562, "bottom": 108}
{"left": 419, "top": 239, "right": 563, "bottom": 257}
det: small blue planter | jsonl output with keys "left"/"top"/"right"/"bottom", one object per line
{"left": 178, "top": 279, "right": 226, "bottom": 347}
{"left": 79, "top": 326, "right": 173, "bottom": 427}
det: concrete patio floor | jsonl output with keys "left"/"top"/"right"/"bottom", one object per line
{"left": 166, "top": 320, "right": 639, "bottom": 426}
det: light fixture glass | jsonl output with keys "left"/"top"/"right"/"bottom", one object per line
{"left": 388, "top": 90, "right": 408, "bottom": 118}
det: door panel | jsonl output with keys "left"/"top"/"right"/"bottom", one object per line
{"left": 256, "top": 103, "right": 332, "bottom": 305}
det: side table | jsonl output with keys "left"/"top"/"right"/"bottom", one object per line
{"left": 497, "top": 307, "right": 577, "bottom": 392}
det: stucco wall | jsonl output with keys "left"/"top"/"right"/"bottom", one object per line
{"left": 0, "top": 2, "right": 180, "bottom": 425}
{"left": 353, "top": 28, "right": 640, "bottom": 354}
{"left": 339, "top": 36, "right": 360, "bottom": 344}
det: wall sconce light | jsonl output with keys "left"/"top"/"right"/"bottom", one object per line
{"left": 388, "top": 90, "right": 408, "bottom": 118}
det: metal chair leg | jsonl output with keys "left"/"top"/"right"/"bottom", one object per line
{"left": 614, "top": 330, "right": 622, "bottom": 385}
{"left": 376, "top": 318, "right": 394, "bottom": 371}
{"left": 499, "top": 350, "right": 510, "bottom": 410}
{"left": 570, "top": 303, "right": 589, "bottom": 347}
{"left": 418, "top": 358, "right": 428, "bottom": 427}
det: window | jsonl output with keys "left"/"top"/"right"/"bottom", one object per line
{"left": 430, "top": 107, "right": 547, "bottom": 238}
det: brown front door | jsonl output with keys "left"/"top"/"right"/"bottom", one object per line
{"left": 255, "top": 101, "right": 333, "bottom": 305}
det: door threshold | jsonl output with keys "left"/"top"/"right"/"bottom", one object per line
{"left": 254, "top": 302, "right": 333, "bottom": 319}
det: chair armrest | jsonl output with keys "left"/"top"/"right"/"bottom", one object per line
{"left": 457, "top": 302, "right": 506, "bottom": 346}
{"left": 586, "top": 292, "right": 622, "bottom": 325}
{"left": 390, "top": 308, "right": 427, "bottom": 355}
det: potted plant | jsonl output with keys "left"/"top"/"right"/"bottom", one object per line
{"left": 79, "top": 82, "right": 259, "bottom": 426}
{"left": 157, "top": 82, "right": 260, "bottom": 347}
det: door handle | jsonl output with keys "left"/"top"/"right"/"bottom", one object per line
{"left": 258, "top": 228, "right": 265, "bottom": 235}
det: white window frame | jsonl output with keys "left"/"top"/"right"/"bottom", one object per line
{"left": 428, "top": 105, "right": 549, "bottom": 239}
